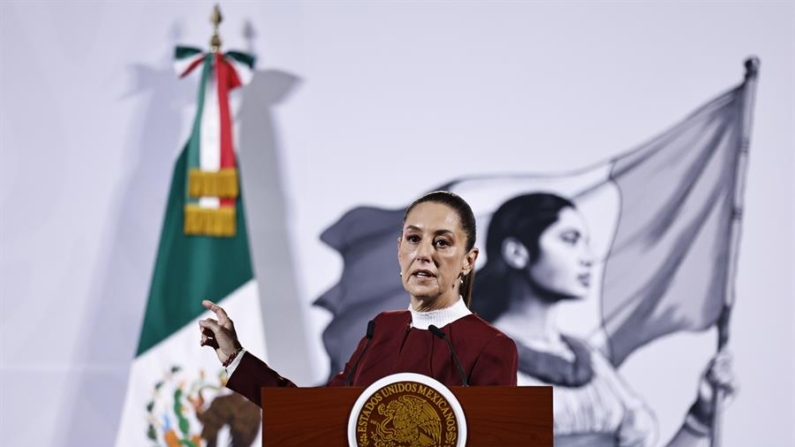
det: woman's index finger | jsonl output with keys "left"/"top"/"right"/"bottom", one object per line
{"left": 202, "top": 300, "right": 229, "bottom": 322}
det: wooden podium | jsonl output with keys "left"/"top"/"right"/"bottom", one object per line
{"left": 261, "top": 386, "right": 552, "bottom": 446}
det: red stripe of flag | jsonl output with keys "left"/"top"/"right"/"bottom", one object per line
{"left": 215, "top": 53, "right": 238, "bottom": 207}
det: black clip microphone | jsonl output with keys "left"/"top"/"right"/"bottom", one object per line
{"left": 345, "top": 320, "right": 376, "bottom": 386}
{"left": 429, "top": 324, "right": 469, "bottom": 387}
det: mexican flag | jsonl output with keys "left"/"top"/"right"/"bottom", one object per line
{"left": 115, "top": 47, "right": 265, "bottom": 447}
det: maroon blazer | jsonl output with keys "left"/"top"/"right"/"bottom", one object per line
{"left": 227, "top": 311, "right": 518, "bottom": 407}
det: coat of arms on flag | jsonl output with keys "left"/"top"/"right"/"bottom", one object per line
{"left": 116, "top": 9, "right": 265, "bottom": 447}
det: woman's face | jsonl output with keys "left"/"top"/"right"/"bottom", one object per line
{"left": 398, "top": 202, "right": 477, "bottom": 310}
{"left": 528, "top": 207, "right": 594, "bottom": 299}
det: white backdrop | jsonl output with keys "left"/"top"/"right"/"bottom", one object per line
{"left": 0, "top": 1, "right": 793, "bottom": 446}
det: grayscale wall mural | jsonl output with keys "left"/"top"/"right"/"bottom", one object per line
{"left": 0, "top": 2, "right": 792, "bottom": 447}
{"left": 316, "top": 73, "right": 753, "bottom": 445}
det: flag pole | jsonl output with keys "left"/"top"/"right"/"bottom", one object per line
{"left": 710, "top": 56, "right": 759, "bottom": 447}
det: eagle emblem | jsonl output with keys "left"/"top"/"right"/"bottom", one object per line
{"left": 373, "top": 395, "right": 442, "bottom": 446}
{"left": 145, "top": 365, "right": 260, "bottom": 447}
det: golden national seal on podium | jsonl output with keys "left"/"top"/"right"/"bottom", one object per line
{"left": 348, "top": 373, "right": 467, "bottom": 447}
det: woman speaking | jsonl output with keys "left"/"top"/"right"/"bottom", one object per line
{"left": 199, "top": 191, "right": 518, "bottom": 407}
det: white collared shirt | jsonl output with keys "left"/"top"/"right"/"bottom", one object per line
{"left": 409, "top": 297, "right": 472, "bottom": 330}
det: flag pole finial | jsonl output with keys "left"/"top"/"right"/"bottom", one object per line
{"left": 210, "top": 4, "right": 223, "bottom": 53}
{"left": 744, "top": 56, "right": 760, "bottom": 80}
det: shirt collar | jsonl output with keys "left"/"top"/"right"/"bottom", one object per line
{"left": 409, "top": 297, "right": 471, "bottom": 330}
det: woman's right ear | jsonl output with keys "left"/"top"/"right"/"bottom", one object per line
{"left": 501, "top": 237, "right": 529, "bottom": 270}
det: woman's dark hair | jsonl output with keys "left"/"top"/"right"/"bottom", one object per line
{"left": 471, "top": 193, "right": 576, "bottom": 321}
{"left": 404, "top": 191, "right": 478, "bottom": 305}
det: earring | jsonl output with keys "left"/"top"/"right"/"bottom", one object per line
{"left": 399, "top": 271, "right": 403, "bottom": 278}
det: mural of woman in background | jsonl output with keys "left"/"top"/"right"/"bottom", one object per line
{"left": 472, "top": 193, "right": 735, "bottom": 447}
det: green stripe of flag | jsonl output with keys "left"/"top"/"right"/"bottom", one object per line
{"left": 136, "top": 147, "right": 253, "bottom": 356}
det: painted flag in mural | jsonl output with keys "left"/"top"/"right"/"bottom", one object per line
{"left": 316, "top": 64, "right": 757, "bottom": 373}
{"left": 116, "top": 47, "right": 265, "bottom": 447}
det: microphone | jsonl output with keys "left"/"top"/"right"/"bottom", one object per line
{"left": 345, "top": 320, "right": 376, "bottom": 386}
{"left": 429, "top": 325, "right": 469, "bottom": 387}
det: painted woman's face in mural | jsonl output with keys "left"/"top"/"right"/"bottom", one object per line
{"left": 398, "top": 202, "right": 477, "bottom": 310}
{"left": 529, "top": 207, "right": 594, "bottom": 299}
